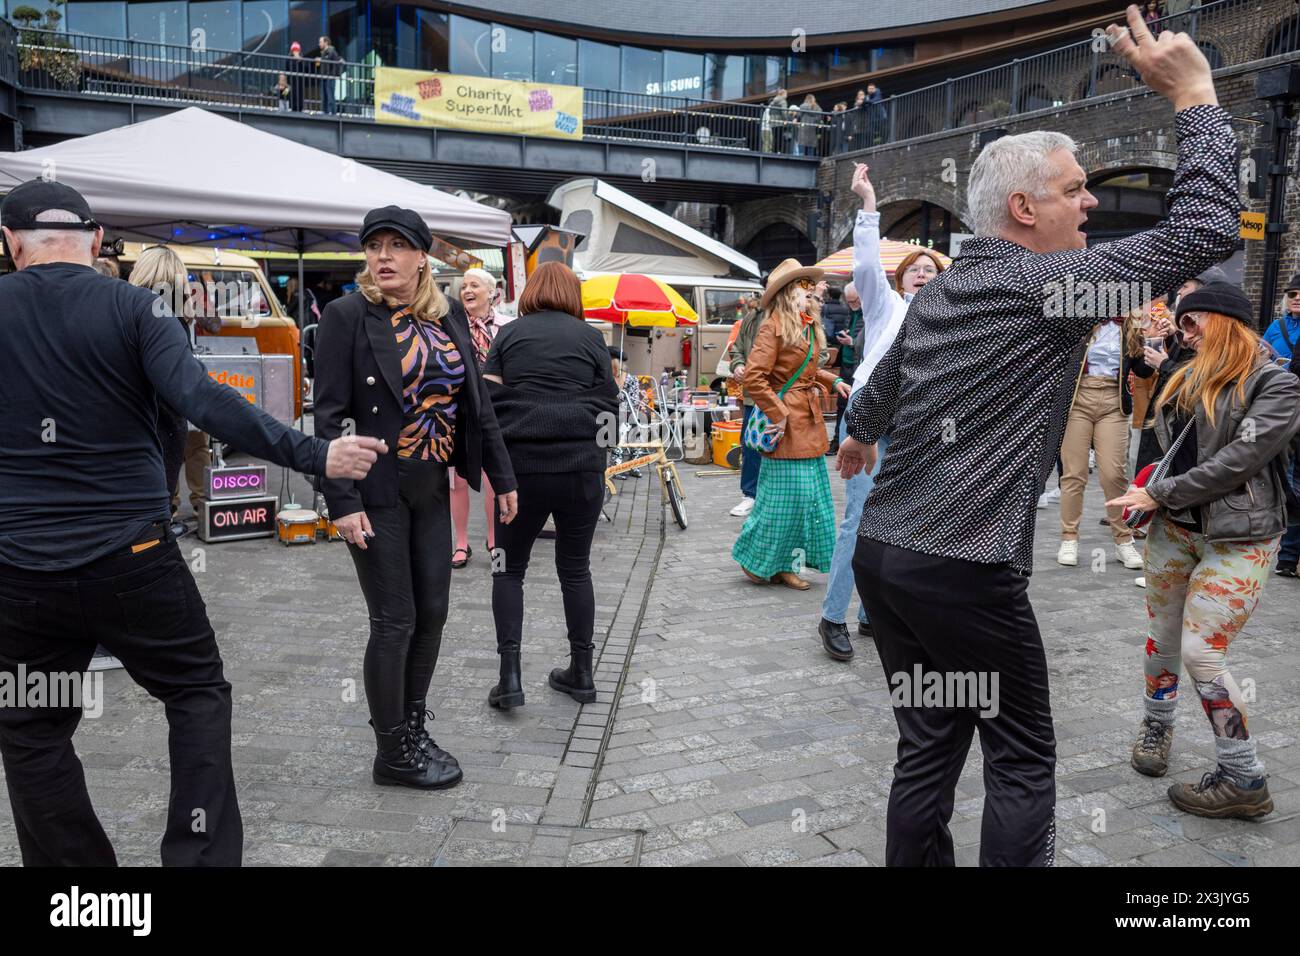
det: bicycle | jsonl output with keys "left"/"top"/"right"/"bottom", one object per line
{"left": 604, "top": 439, "right": 688, "bottom": 530}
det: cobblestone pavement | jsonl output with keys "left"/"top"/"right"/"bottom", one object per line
{"left": 2, "top": 448, "right": 1298, "bottom": 867}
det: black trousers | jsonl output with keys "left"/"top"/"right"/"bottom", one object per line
{"left": 853, "top": 537, "right": 1057, "bottom": 867}
{"left": 347, "top": 458, "right": 452, "bottom": 733}
{"left": 492, "top": 471, "right": 604, "bottom": 653}
{"left": 0, "top": 530, "right": 241, "bottom": 866}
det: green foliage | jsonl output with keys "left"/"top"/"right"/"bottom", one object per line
{"left": 16, "top": 1, "right": 82, "bottom": 90}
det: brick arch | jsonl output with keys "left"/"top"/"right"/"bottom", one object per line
{"left": 731, "top": 196, "right": 812, "bottom": 251}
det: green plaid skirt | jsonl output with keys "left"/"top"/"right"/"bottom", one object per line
{"left": 732, "top": 456, "right": 836, "bottom": 577}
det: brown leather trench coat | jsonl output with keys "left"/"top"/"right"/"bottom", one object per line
{"left": 743, "top": 313, "right": 840, "bottom": 459}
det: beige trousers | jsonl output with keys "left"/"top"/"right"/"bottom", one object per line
{"left": 1060, "top": 376, "right": 1132, "bottom": 544}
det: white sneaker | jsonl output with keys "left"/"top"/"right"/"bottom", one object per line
{"left": 1057, "top": 540, "right": 1078, "bottom": 566}
{"left": 730, "top": 497, "right": 755, "bottom": 517}
{"left": 1115, "top": 541, "right": 1144, "bottom": 570}
{"left": 1134, "top": 576, "right": 1146, "bottom": 589}
{"left": 1037, "top": 487, "right": 1060, "bottom": 509}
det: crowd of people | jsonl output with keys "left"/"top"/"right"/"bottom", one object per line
{"left": 726, "top": 8, "right": 1300, "bottom": 863}
{"left": 3, "top": 7, "right": 1300, "bottom": 870}
{"left": 275, "top": 36, "right": 347, "bottom": 115}
{"left": 762, "top": 83, "right": 889, "bottom": 157}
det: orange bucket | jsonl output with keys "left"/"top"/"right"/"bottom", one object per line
{"left": 711, "top": 419, "right": 742, "bottom": 469}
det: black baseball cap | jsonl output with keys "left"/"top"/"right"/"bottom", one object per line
{"left": 0, "top": 179, "right": 99, "bottom": 231}
{"left": 359, "top": 205, "right": 431, "bottom": 252}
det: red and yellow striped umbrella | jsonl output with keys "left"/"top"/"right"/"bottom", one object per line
{"left": 582, "top": 273, "right": 698, "bottom": 327}
{"left": 814, "top": 241, "right": 951, "bottom": 279}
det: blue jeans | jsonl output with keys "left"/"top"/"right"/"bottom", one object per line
{"left": 821, "top": 419, "right": 888, "bottom": 625}
{"left": 1281, "top": 463, "right": 1300, "bottom": 568}
{"left": 739, "top": 404, "right": 760, "bottom": 499}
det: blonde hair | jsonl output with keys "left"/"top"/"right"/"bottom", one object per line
{"left": 357, "top": 254, "right": 449, "bottom": 323}
{"left": 128, "top": 245, "right": 193, "bottom": 320}
{"left": 767, "top": 281, "right": 826, "bottom": 352}
{"left": 1157, "top": 312, "right": 1263, "bottom": 427}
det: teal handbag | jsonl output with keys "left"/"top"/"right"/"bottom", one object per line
{"left": 742, "top": 329, "right": 815, "bottom": 454}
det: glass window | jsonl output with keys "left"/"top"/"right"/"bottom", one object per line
{"left": 66, "top": 2, "right": 126, "bottom": 38}
{"left": 535, "top": 31, "right": 576, "bottom": 86}
{"left": 871, "top": 44, "right": 912, "bottom": 71}
{"left": 621, "top": 46, "right": 661, "bottom": 96}
{"left": 449, "top": 14, "right": 490, "bottom": 76}
{"left": 189, "top": 2, "right": 239, "bottom": 55}
{"left": 242, "top": 0, "right": 288, "bottom": 55}
{"left": 578, "top": 38, "right": 619, "bottom": 90}
{"left": 491, "top": 23, "right": 531, "bottom": 82}
{"left": 326, "top": 0, "right": 364, "bottom": 62}
{"left": 367, "top": 0, "right": 394, "bottom": 66}
{"left": 703, "top": 289, "right": 757, "bottom": 326}
{"left": 745, "top": 55, "right": 782, "bottom": 97}
{"left": 416, "top": 9, "right": 449, "bottom": 71}
{"left": 288, "top": 0, "right": 322, "bottom": 53}
{"left": 785, "top": 50, "right": 826, "bottom": 86}
{"left": 661, "top": 50, "right": 703, "bottom": 98}
{"left": 127, "top": 1, "right": 186, "bottom": 45}
{"left": 189, "top": 270, "right": 272, "bottom": 317}
{"left": 395, "top": 3, "right": 417, "bottom": 68}
{"left": 828, "top": 44, "right": 869, "bottom": 80}
{"left": 704, "top": 53, "right": 743, "bottom": 101}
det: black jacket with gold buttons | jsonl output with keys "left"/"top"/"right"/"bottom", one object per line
{"left": 313, "top": 291, "right": 516, "bottom": 519}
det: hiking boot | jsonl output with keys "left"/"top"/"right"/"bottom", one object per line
{"left": 1167, "top": 770, "right": 1273, "bottom": 819}
{"left": 1131, "top": 717, "right": 1174, "bottom": 777}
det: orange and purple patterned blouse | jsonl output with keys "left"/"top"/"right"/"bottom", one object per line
{"left": 390, "top": 305, "right": 466, "bottom": 461}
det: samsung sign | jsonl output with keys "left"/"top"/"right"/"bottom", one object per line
{"left": 646, "top": 76, "right": 702, "bottom": 95}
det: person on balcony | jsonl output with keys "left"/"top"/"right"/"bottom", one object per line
{"left": 286, "top": 42, "right": 307, "bottom": 112}
{"left": 795, "top": 94, "right": 822, "bottom": 157}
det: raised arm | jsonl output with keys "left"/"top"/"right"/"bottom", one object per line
{"left": 849, "top": 164, "right": 903, "bottom": 337}
{"left": 1033, "top": 8, "right": 1238, "bottom": 336}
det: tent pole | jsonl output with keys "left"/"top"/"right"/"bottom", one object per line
{"left": 288, "top": 228, "right": 306, "bottom": 510}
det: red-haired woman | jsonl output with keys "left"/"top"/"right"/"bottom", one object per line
{"left": 482, "top": 262, "right": 620, "bottom": 710}
{"left": 1110, "top": 283, "right": 1300, "bottom": 819}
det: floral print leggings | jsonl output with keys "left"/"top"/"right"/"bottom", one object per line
{"left": 1144, "top": 513, "right": 1280, "bottom": 742}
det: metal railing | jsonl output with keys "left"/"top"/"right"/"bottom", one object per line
{"left": 12, "top": 0, "right": 1300, "bottom": 155}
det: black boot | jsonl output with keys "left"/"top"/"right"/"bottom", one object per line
{"left": 488, "top": 649, "right": 525, "bottom": 709}
{"left": 549, "top": 642, "right": 597, "bottom": 704}
{"left": 405, "top": 701, "right": 460, "bottom": 769}
{"left": 371, "top": 719, "right": 462, "bottom": 789}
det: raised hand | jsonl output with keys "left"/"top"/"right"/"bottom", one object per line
{"left": 1105, "top": 4, "right": 1216, "bottom": 111}
{"left": 851, "top": 163, "right": 877, "bottom": 213}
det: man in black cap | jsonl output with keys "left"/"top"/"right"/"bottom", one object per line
{"left": 0, "top": 179, "right": 387, "bottom": 866}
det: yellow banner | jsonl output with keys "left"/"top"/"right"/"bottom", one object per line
{"left": 374, "top": 67, "right": 583, "bottom": 140}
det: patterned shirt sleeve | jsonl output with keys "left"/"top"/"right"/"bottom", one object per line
{"left": 846, "top": 328, "right": 902, "bottom": 445}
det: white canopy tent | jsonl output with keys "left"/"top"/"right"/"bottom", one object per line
{"left": 0, "top": 107, "right": 512, "bottom": 319}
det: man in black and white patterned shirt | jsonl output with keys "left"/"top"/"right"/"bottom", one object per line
{"left": 838, "top": 7, "right": 1240, "bottom": 867}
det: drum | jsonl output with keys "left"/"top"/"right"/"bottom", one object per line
{"left": 277, "top": 508, "right": 318, "bottom": 546}
{"left": 317, "top": 513, "right": 344, "bottom": 542}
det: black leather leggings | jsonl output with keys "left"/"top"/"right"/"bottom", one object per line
{"left": 347, "top": 458, "right": 452, "bottom": 733}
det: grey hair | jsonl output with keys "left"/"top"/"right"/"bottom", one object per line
{"left": 966, "top": 131, "right": 1078, "bottom": 237}
{"left": 843, "top": 282, "right": 858, "bottom": 298}
{"left": 15, "top": 208, "right": 96, "bottom": 253}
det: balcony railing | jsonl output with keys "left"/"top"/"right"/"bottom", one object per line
{"left": 12, "top": 0, "right": 1300, "bottom": 157}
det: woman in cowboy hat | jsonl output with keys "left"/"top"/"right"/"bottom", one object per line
{"left": 734, "top": 259, "right": 852, "bottom": 589}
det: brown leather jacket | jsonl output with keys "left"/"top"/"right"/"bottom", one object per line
{"left": 743, "top": 313, "right": 839, "bottom": 459}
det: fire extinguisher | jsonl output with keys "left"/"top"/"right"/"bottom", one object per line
{"left": 681, "top": 333, "right": 692, "bottom": 374}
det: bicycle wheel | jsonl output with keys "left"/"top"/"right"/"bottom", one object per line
{"left": 665, "top": 467, "right": 688, "bottom": 530}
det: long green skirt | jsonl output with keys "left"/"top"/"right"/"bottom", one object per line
{"left": 732, "top": 456, "right": 836, "bottom": 577}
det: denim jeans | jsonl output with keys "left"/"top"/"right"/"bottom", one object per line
{"left": 739, "top": 404, "right": 760, "bottom": 500}
{"left": 821, "top": 416, "right": 889, "bottom": 625}
{"left": 1281, "top": 462, "right": 1300, "bottom": 568}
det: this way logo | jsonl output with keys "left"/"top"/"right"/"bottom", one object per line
{"left": 49, "top": 886, "right": 151, "bottom": 936}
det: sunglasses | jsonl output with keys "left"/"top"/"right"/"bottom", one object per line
{"left": 1287, "top": 290, "right": 1300, "bottom": 298}
{"left": 795, "top": 278, "right": 816, "bottom": 290}
{"left": 1177, "top": 311, "right": 1207, "bottom": 333}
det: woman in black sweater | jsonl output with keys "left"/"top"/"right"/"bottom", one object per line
{"left": 482, "top": 262, "right": 619, "bottom": 709}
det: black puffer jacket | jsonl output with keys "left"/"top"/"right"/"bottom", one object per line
{"left": 488, "top": 379, "right": 619, "bottom": 474}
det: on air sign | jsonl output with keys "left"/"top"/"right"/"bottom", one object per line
{"left": 198, "top": 496, "right": 277, "bottom": 543}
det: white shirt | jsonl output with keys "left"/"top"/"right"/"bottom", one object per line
{"left": 1085, "top": 321, "right": 1122, "bottom": 377}
{"left": 851, "top": 210, "right": 909, "bottom": 394}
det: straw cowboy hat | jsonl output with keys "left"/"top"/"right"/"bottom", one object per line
{"left": 761, "top": 258, "right": 824, "bottom": 310}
